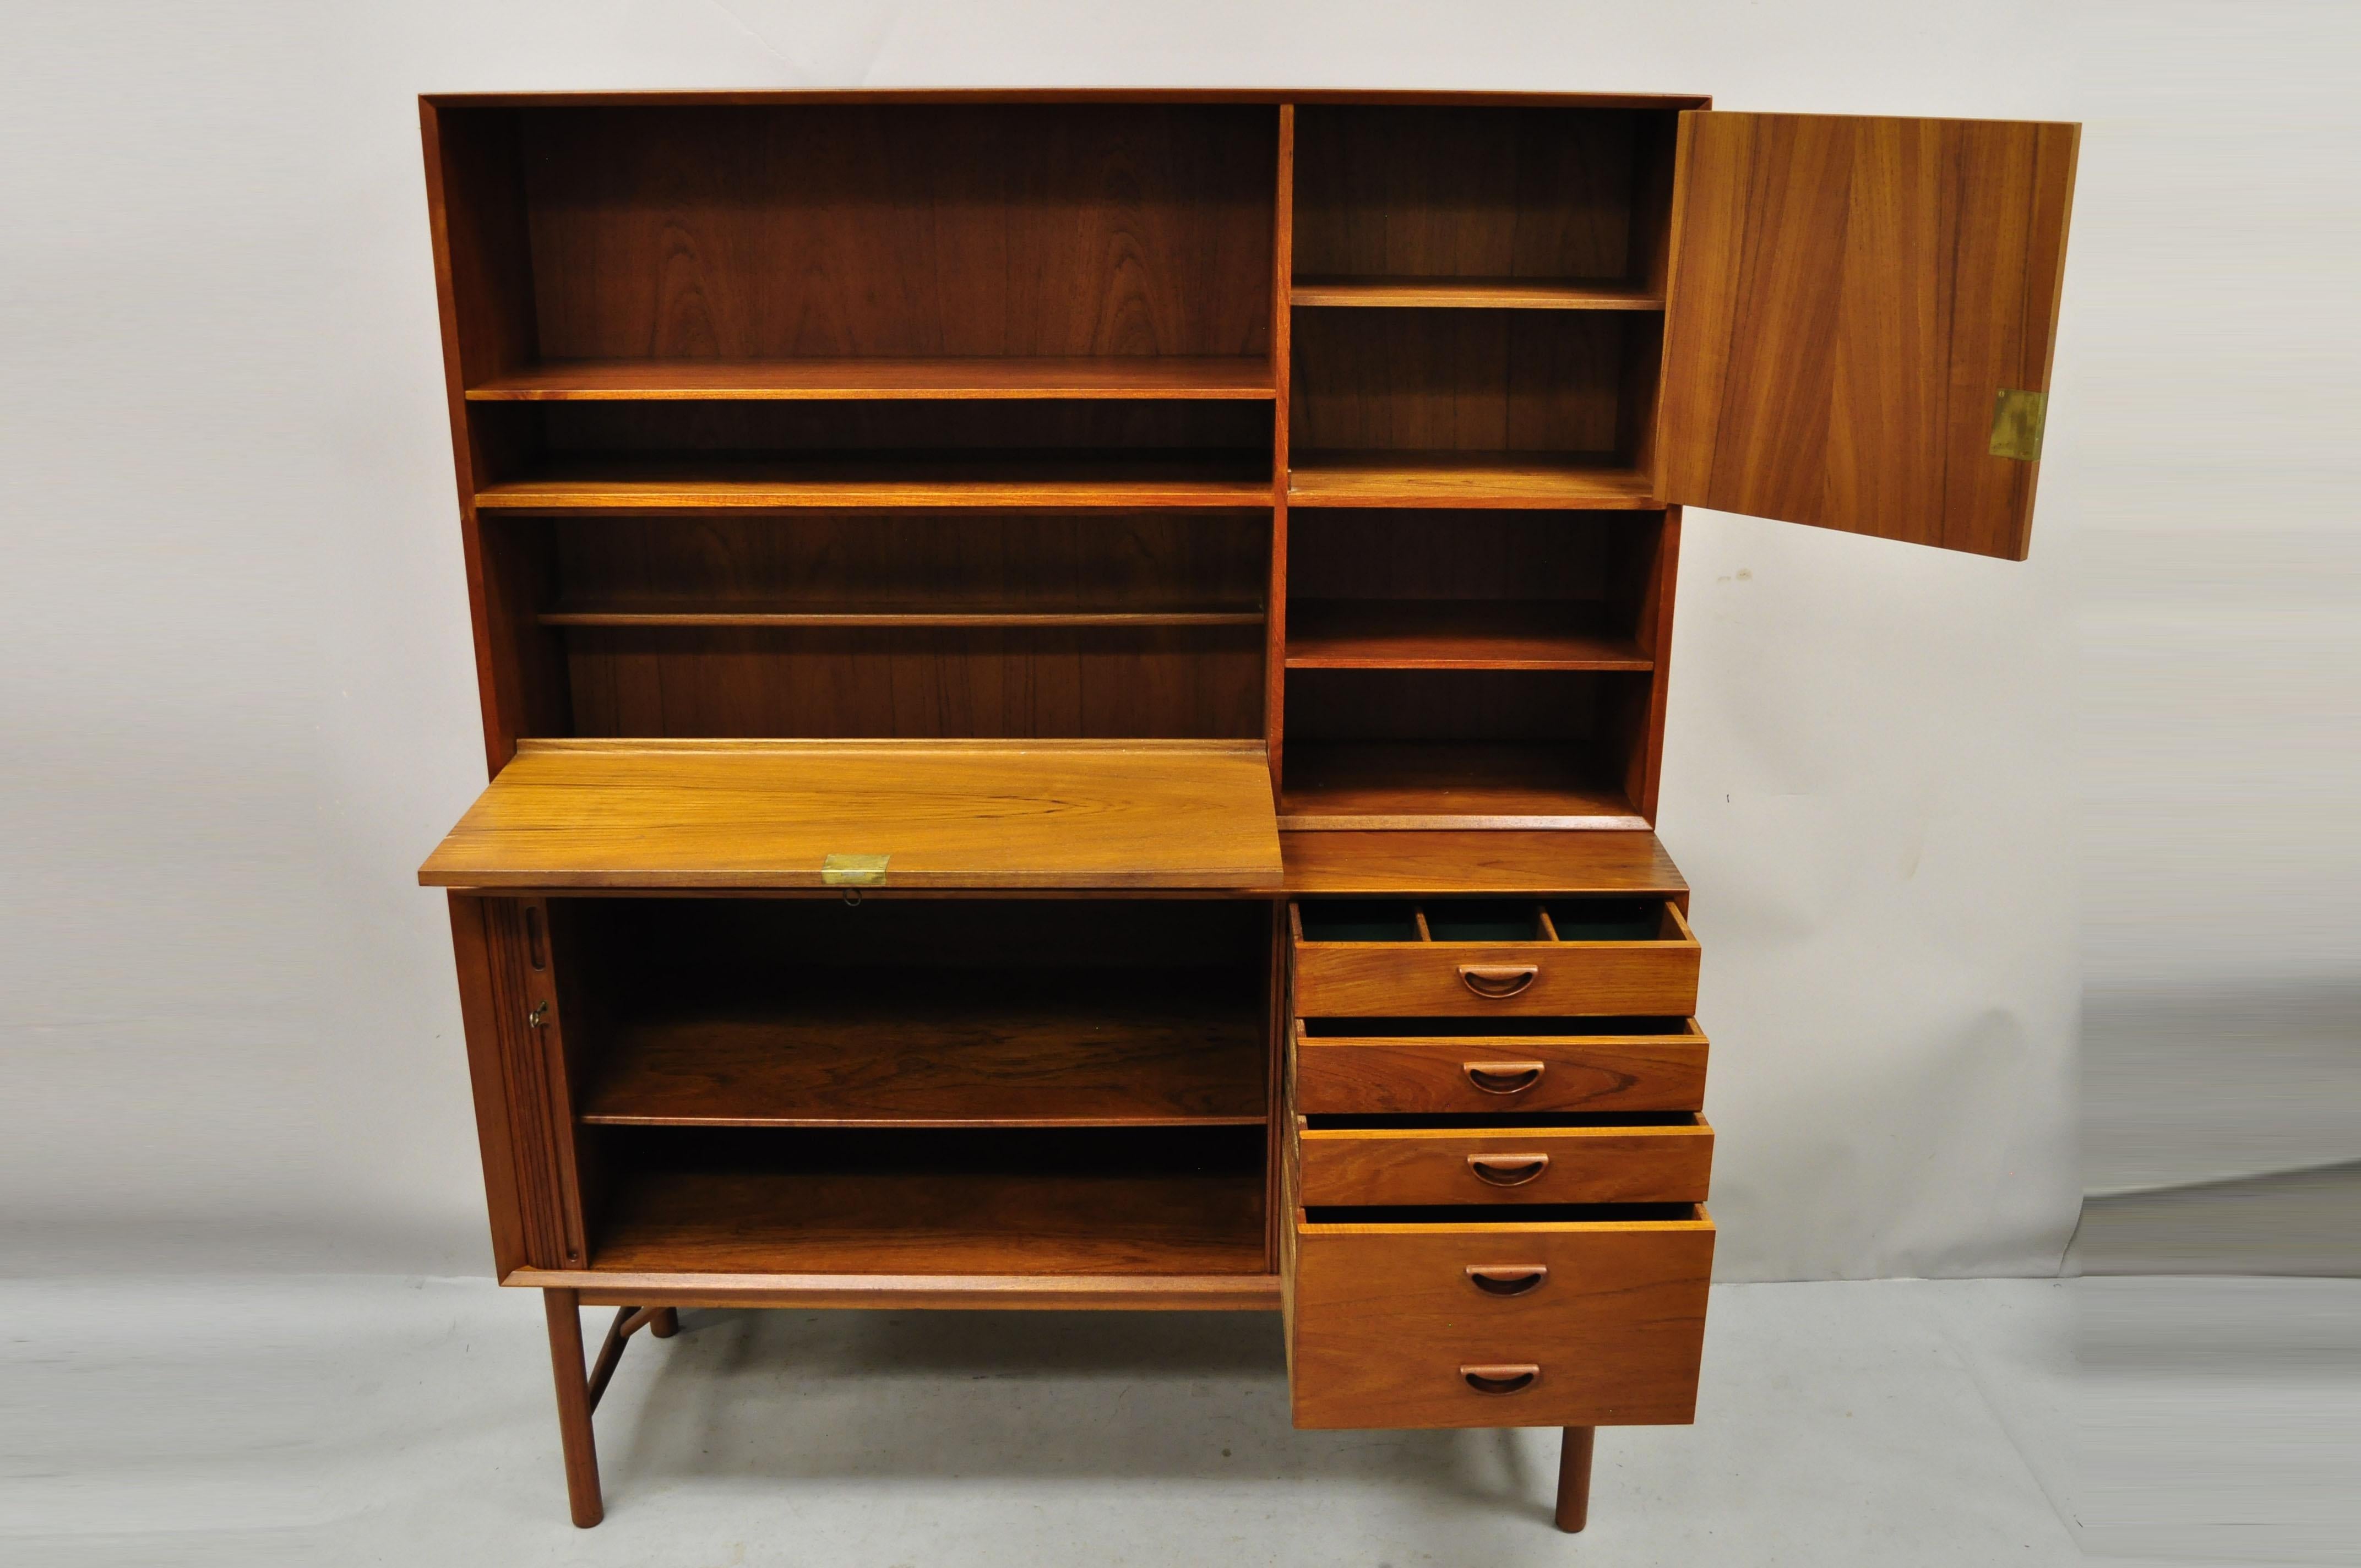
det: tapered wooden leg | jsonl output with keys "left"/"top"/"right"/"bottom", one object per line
{"left": 543, "top": 1289, "right": 603, "bottom": 1528}
{"left": 648, "top": 1306, "right": 680, "bottom": 1338}
{"left": 1554, "top": 1426, "right": 1595, "bottom": 1533}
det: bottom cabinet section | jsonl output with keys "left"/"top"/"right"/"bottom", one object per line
{"left": 1290, "top": 1204, "right": 1713, "bottom": 1429}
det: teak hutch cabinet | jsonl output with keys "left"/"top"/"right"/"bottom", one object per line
{"left": 416, "top": 89, "right": 2077, "bottom": 1531}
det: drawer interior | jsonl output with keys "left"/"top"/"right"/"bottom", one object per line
{"left": 1295, "top": 897, "right": 1687, "bottom": 944}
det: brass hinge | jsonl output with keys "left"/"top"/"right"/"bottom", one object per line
{"left": 1988, "top": 388, "right": 2049, "bottom": 462}
{"left": 822, "top": 853, "right": 891, "bottom": 886}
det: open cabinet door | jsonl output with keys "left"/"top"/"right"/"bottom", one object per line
{"left": 1658, "top": 113, "right": 2078, "bottom": 560}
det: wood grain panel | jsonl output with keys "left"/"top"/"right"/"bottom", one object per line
{"left": 1287, "top": 454, "right": 1654, "bottom": 509}
{"left": 1286, "top": 510, "right": 1623, "bottom": 602}
{"left": 1291, "top": 1211, "right": 1713, "bottom": 1428}
{"left": 461, "top": 897, "right": 586, "bottom": 1269}
{"left": 1294, "top": 1018, "right": 1707, "bottom": 1113}
{"left": 512, "top": 1267, "right": 1280, "bottom": 1310}
{"left": 1280, "top": 830, "right": 1685, "bottom": 896}
{"left": 521, "top": 105, "right": 1276, "bottom": 361}
{"left": 564, "top": 623, "right": 1264, "bottom": 740}
{"left": 578, "top": 980, "right": 1266, "bottom": 1127}
{"left": 1292, "top": 900, "right": 1698, "bottom": 1016}
{"left": 477, "top": 455, "right": 1274, "bottom": 511}
{"left": 1660, "top": 112, "right": 2079, "bottom": 559}
{"left": 1292, "top": 107, "right": 1662, "bottom": 282}
{"left": 1293, "top": 278, "right": 1662, "bottom": 310}
{"left": 591, "top": 1167, "right": 1267, "bottom": 1276}
{"left": 469, "top": 356, "right": 1276, "bottom": 400}
{"left": 1285, "top": 667, "right": 1626, "bottom": 743}
{"left": 1296, "top": 1118, "right": 1713, "bottom": 1206}
{"left": 1278, "top": 743, "right": 1646, "bottom": 830}
{"left": 545, "top": 510, "right": 1266, "bottom": 739}
{"left": 1290, "top": 310, "right": 1626, "bottom": 455}
{"left": 1286, "top": 601, "right": 1649, "bottom": 671}
{"left": 432, "top": 91, "right": 1711, "bottom": 111}
{"left": 418, "top": 738, "right": 1285, "bottom": 890}
{"left": 550, "top": 511, "right": 1268, "bottom": 616}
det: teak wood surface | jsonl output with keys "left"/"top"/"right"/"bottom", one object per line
{"left": 468, "top": 356, "right": 1278, "bottom": 401}
{"left": 418, "top": 738, "right": 1285, "bottom": 890}
{"left": 1291, "top": 900, "right": 1700, "bottom": 1015}
{"left": 1290, "top": 1211, "right": 1715, "bottom": 1428}
{"left": 1293, "top": 1018, "right": 1709, "bottom": 1114}
{"left": 1660, "top": 112, "right": 2079, "bottom": 559}
{"left": 1279, "top": 830, "right": 1687, "bottom": 896}
{"left": 591, "top": 1166, "right": 1269, "bottom": 1277}
{"left": 414, "top": 86, "right": 2079, "bottom": 1530}
{"left": 1294, "top": 1118, "right": 1715, "bottom": 1206}
{"left": 579, "top": 984, "right": 1267, "bottom": 1128}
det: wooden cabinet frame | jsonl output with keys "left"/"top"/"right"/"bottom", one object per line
{"left": 414, "top": 88, "right": 2075, "bottom": 1532}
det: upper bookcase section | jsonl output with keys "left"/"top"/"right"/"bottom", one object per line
{"left": 1291, "top": 105, "right": 1678, "bottom": 308}
{"left": 426, "top": 100, "right": 1283, "bottom": 399}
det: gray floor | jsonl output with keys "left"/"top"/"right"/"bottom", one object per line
{"left": 6, "top": 1276, "right": 2352, "bottom": 1566}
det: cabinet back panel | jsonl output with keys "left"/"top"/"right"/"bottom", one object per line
{"left": 573, "top": 896, "right": 1269, "bottom": 984}
{"left": 552, "top": 511, "right": 1268, "bottom": 611}
{"left": 519, "top": 105, "right": 1277, "bottom": 360}
{"left": 535, "top": 399, "right": 1272, "bottom": 455}
{"left": 1288, "top": 511, "right": 1626, "bottom": 601}
{"left": 1293, "top": 107, "right": 1669, "bottom": 281}
{"left": 565, "top": 624, "right": 1263, "bottom": 739}
{"left": 1290, "top": 310, "right": 1638, "bottom": 455}
{"left": 1286, "top": 669, "right": 1622, "bottom": 743}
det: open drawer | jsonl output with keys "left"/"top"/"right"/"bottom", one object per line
{"left": 1293, "top": 1016, "right": 1708, "bottom": 1114}
{"left": 1291, "top": 1203, "right": 1714, "bottom": 1428}
{"left": 1296, "top": 1114, "right": 1713, "bottom": 1206}
{"left": 1291, "top": 897, "right": 1700, "bottom": 1016}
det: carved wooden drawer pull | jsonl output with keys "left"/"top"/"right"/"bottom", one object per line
{"left": 1458, "top": 963, "right": 1538, "bottom": 999}
{"left": 1467, "top": 1153, "right": 1550, "bottom": 1186}
{"left": 1465, "top": 1265, "right": 1549, "bottom": 1297}
{"left": 1461, "top": 1364, "right": 1542, "bottom": 1395}
{"left": 1463, "top": 1060, "right": 1546, "bottom": 1094}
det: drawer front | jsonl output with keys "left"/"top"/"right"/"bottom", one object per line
{"left": 1296, "top": 1119, "right": 1713, "bottom": 1207}
{"left": 1292, "top": 1215, "right": 1714, "bottom": 1428}
{"left": 1291, "top": 901, "right": 1699, "bottom": 1018}
{"left": 1293, "top": 1020, "right": 1709, "bottom": 1114}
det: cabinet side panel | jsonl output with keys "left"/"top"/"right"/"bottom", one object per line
{"left": 448, "top": 894, "right": 529, "bottom": 1276}
{"left": 456, "top": 896, "right": 581, "bottom": 1270}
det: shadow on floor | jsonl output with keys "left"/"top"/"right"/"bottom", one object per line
{"left": 600, "top": 1306, "right": 1558, "bottom": 1521}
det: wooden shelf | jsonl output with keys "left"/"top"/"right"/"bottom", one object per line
{"left": 474, "top": 452, "right": 1275, "bottom": 511}
{"left": 539, "top": 601, "right": 1263, "bottom": 629}
{"left": 580, "top": 979, "right": 1266, "bottom": 1129}
{"left": 1285, "top": 600, "right": 1650, "bottom": 670}
{"left": 1279, "top": 743, "right": 1647, "bottom": 830}
{"left": 418, "top": 738, "right": 1285, "bottom": 890}
{"left": 1291, "top": 277, "right": 1664, "bottom": 311}
{"left": 590, "top": 1165, "right": 1268, "bottom": 1277}
{"left": 467, "top": 356, "right": 1277, "bottom": 401}
{"left": 1287, "top": 452, "right": 1657, "bottom": 510}
{"left": 1281, "top": 830, "right": 1687, "bottom": 896}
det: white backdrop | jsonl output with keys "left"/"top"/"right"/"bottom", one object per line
{"left": 3, "top": 1, "right": 2344, "bottom": 1284}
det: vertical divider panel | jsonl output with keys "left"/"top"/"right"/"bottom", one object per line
{"left": 1266, "top": 105, "right": 1297, "bottom": 803}
{"left": 1265, "top": 897, "right": 1288, "bottom": 1270}
{"left": 422, "top": 103, "right": 552, "bottom": 774}
{"left": 1626, "top": 509, "right": 1682, "bottom": 820}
